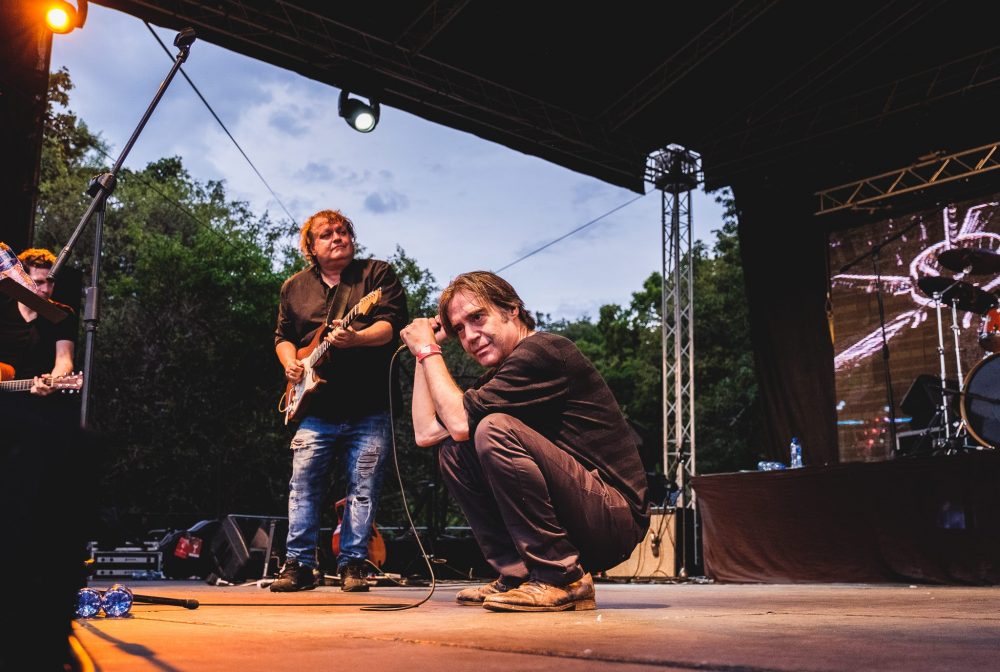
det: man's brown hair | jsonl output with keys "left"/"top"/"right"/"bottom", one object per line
{"left": 438, "top": 271, "right": 536, "bottom": 335}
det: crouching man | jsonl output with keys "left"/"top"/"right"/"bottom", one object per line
{"left": 401, "top": 271, "right": 649, "bottom": 611}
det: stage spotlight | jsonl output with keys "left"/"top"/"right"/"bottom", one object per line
{"left": 338, "top": 90, "right": 380, "bottom": 133}
{"left": 44, "top": 0, "right": 88, "bottom": 34}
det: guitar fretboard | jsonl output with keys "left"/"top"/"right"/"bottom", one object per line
{"left": 0, "top": 379, "right": 34, "bottom": 392}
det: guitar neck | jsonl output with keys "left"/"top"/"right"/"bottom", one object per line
{"left": 0, "top": 379, "right": 33, "bottom": 392}
{"left": 307, "top": 301, "right": 368, "bottom": 367}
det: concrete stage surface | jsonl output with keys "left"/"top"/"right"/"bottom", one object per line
{"left": 71, "top": 579, "right": 999, "bottom": 671}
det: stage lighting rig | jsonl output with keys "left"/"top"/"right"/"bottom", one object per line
{"left": 44, "top": 0, "right": 88, "bottom": 34}
{"left": 338, "top": 90, "right": 380, "bottom": 133}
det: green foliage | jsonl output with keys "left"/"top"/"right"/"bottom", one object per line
{"left": 546, "top": 189, "right": 761, "bottom": 477}
{"left": 35, "top": 69, "right": 760, "bottom": 547}
{"left": 33, "top": 70, "right": 434, "bottom": 539}
{"left": 690, "top": 192, "right": 761, "bottom": 473}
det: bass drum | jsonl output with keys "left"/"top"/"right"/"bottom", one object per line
{"left": 961, "top": 353, "right": 1000, "bottom": 449}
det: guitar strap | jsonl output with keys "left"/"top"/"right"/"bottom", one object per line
{"left": 325, "top": 262, "right": 357, "bottom": 326}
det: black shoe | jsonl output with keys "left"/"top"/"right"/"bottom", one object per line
{"left": 270, "top": 559, "right": 318, "bottom": 592}
{"left": 340, "top": 561, "right": 370, "bottom": 592}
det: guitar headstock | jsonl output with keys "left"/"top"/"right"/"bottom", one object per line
{"left": 47, "top": 372, "right": 84, "bottom": 392}
{"left": 356, "top": 287, "right": 382, "bottom": 316}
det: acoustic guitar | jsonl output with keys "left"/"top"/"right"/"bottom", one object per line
{"left": 0, "top": 372, "right": 83, "bottom": 393}
{"left": 279, "top": 288, "right": 382, "bottom": 425}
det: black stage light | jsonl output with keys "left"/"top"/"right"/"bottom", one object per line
{"left": 338, "top": 90, "right": 380, "bottom": 133}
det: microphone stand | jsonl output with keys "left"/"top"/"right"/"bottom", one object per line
{"left": 838, "top": 217, "right": 922, "bottom": 458}
{"left": 47, "top": 28, "right": 197, "bottom": 430}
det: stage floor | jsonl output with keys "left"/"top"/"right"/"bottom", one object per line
{"left": 68, "top": 578, "right": 999, "bottom": 671}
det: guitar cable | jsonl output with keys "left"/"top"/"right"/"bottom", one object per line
{"left": 200, "top": 345, "right": 437, "bottom": 611}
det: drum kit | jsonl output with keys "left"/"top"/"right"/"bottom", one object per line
{"left": 915, "top": 247, "right": 1000, "bottom": 451}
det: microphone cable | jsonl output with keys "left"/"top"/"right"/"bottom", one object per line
{"left": 358, "top": 344, "right": 437, "bottom": 610}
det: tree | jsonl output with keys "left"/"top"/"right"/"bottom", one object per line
{"left": 544, "top": 189, "right": 761, "bottom": 478}
{"left": 34, "top": 70, "right": 444, "bottom": 542}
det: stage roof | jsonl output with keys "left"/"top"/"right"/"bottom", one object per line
{"left": 85, "top": 1, "right": 1000, "bottom": 194}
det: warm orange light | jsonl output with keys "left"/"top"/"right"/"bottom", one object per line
{"left": 44, "top": 1, "right": 87, "bottom": 35}
{"left": 45, "top": 6, "right": 73, "bottom": 33}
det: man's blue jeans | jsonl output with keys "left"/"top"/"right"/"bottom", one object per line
{"left": 284, "top": 411, "right": 391, "bottom": 570}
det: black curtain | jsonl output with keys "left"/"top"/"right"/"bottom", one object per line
{"left": 734, "top": 173, "right": 838, "bottom": 466}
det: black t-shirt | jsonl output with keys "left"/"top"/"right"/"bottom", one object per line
{"left": 464, "top": 331, "right": 650, "bottom": 524}
{"left": 275, "top": 258, "right": 408, "bottom": 421}
{"left": 0, "top": 295, "right": 78, "bottom": 379}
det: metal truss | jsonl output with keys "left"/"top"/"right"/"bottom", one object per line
{"left": 646, "top": 146, "right": 700, "bottom": 504}
{"left": 815, "top": 141, "right": 1000, "bottom": 215}
{"left": 100, "top": 0, "right": 645, "bottom": 186}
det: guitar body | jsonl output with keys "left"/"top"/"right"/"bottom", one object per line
{"left": 331, "top": 497, "right": 386, "bottom": 568}
{"left": 0, "top": 362, "right": 13, "bottom": 381}
{"left": 282, "top": 333, "right": 327, "bottom": 425}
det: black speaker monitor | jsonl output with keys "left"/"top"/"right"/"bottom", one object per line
{"left": 208, "top": 515, "right": 286, "bottom": 583}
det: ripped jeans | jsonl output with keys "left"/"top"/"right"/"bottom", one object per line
{"left": 284, "top": 411, "right": 391, "bottom": 570}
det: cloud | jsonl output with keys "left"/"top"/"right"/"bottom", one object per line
{"left": 364, "top": 190, "right": 410, "bottom": 214}
{"left": 295, "top": 161, "right": 334, "bottom": 182}
{"left": 269, "top": 110, "right": 309, "bottom": 136}
{"left": 571, "top": 181, "right": 609, "bottom": 205}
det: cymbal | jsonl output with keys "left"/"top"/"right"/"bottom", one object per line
{"left": 917, "top": 276, "right": 996, "bottom": 314}
{"left": 937, "top": 247, "right": 1000, "bottom": 275}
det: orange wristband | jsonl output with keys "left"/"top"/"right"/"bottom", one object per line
{"left": 416, "top": 344, "right": 443, "bottom": 363}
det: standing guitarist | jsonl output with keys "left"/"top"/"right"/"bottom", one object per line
{"left": 273, "top": 209, "right": 407, "bottom": 592}
{"left": 0, "top": 248, "right": 77, "bottom": 400}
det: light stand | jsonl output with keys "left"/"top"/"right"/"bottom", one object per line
{"left": 47, "top": 28, "right": 197, "bottom": 429}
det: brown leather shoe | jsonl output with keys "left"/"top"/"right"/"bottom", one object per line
{"left": 455, "top": 578, "right": 516, "bottom": 606}
{"left": 482, "top": 573, "right": 596, "bottom": 612}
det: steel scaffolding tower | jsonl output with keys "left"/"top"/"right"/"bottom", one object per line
{"left": 646, "top": 145, "right": 701, "bottom": 575}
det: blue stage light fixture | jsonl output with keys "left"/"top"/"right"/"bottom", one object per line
{"left": 101, "top": 584, "right": 134, "bottom": 617}
{"left": 75, "top": 587, "right": 102, "bottom": 618}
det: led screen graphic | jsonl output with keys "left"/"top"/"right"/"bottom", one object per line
{"left": 829, "top": 196, "right": 1000, "bottom": 462}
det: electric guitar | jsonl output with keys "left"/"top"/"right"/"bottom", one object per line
{"left": 0, "top": 372, "right": 83, "bottom": 393}
{"left": 279, "top": 288, "right": 382, "bottom": 425}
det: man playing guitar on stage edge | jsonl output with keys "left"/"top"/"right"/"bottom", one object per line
{"left": 0, "top": 248, "right": 78, "bottom": 397}
{"left": 272, "top": 209, "right": 407, "bottom": 592}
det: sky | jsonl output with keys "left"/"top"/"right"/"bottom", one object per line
{"left": 49, "top": 5, "right": 727, "bottom": 321}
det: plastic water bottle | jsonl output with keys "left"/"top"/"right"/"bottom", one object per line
{"left": 790, "top": 437, "right": 803, "bottom": 469}
{"left": 0, "top": 242, "right": 38, "bottom": 293}
{"left": 757, "top": 460, "right": 786, "bottom": 471}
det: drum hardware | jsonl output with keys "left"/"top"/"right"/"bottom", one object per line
{"left": 979, "top": 306, "right": 1000, "bottom": 352}
{"left": 915, "top": 276, "right": 995, "bottom": 314}
{"left": 914, "top": 274, "right": 996, "bottom": 449}
{"left": 959, "top": 353, "right": 1000, "bottom": 450}
{"left": 936, "top": 247, "right": 1000, "bottom": 275}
